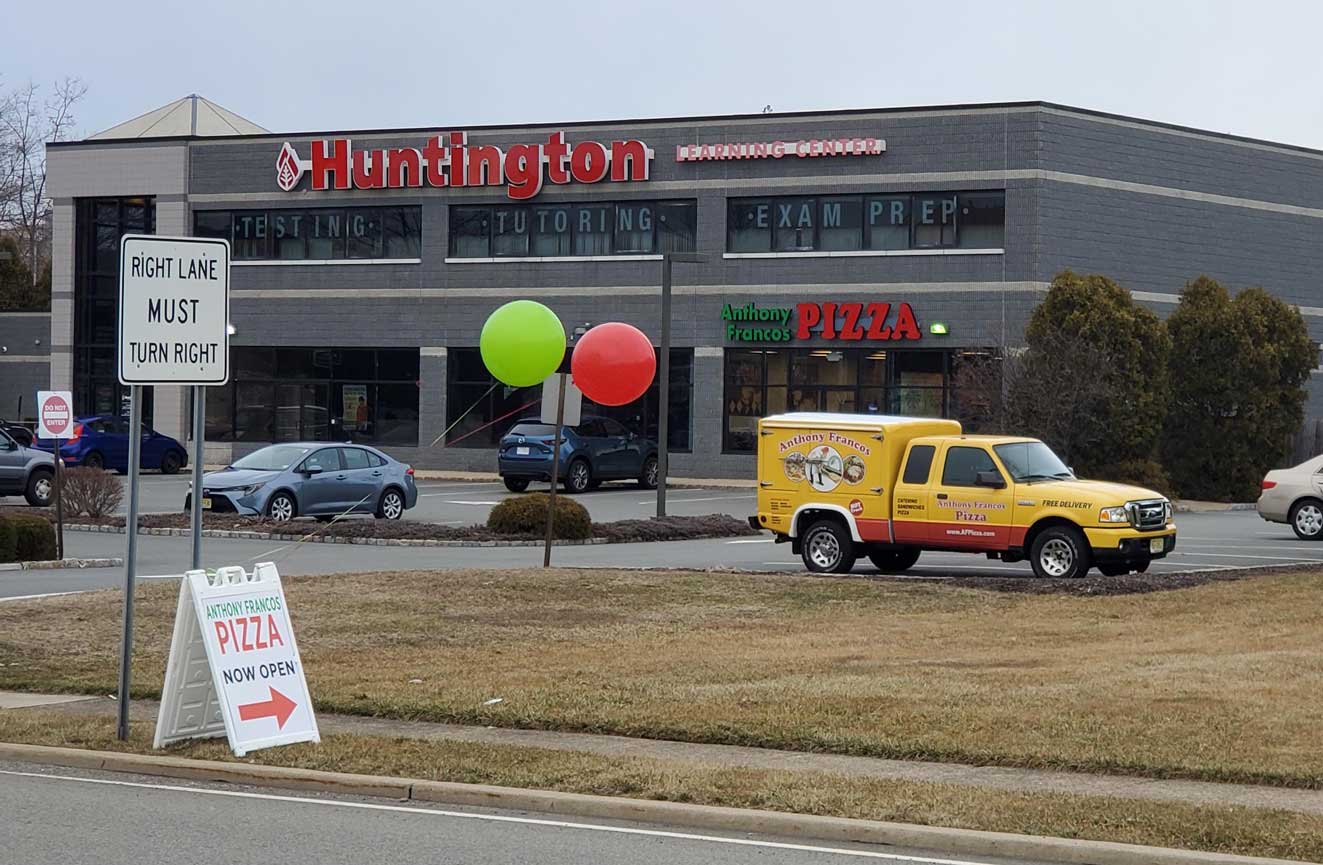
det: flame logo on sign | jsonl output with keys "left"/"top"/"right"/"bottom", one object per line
{"left": 275, "top": 142, "right": 303, "bottom": 191}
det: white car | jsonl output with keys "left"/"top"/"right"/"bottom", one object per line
{"left": 1258, "top": 455, "right": 1323, "bottom": 539}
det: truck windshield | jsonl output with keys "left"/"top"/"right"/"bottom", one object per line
{"left": 993, "top": 441, "right": 1074, "bottom": 483}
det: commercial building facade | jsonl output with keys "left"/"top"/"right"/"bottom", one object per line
{"left": 34, "top": 98, "right": 1323, "bottom": 476}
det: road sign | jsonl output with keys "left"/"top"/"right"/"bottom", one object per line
{"left": 118, "top": 234, "right": 230, "bottom": 386}
{"left": 154, "top": 562, "right": 319, "bottom": 756}
{"left": 541, "top": 374, "right": 582, "bottom": 426}
{"left": 36, "top": 390, "right": 73, "bottom": 439}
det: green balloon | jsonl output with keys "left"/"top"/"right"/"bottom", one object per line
{"left": 480, "top": 300, "right": 566, "bottom": 387}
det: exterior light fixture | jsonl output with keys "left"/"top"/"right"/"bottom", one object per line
{"left": 929, "top": 322, "right": 949, "bottom": 335}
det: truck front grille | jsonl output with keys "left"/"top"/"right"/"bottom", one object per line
{"left": 1132, "top": 499, "right": 1167, "bottom": 530}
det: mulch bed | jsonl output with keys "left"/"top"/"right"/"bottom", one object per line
{"left": 859, "top": 564, "right": 1316, "bottom": 596}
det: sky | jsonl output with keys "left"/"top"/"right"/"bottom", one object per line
{"left": 5, "top": 0, "right": 1323, "bottom": 147}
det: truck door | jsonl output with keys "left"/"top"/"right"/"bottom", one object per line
{"left": 929, "top": 444, "right": 1015, "bottom": 549}
{"left": 892, "top": 443, "right": 937, "bottom": 543}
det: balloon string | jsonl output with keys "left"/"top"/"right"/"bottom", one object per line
{"left": 443, "top": 397, "right": 541, "bottom": 448}
{"left": 428, "top": 380, "right": 501, "bottom": 448}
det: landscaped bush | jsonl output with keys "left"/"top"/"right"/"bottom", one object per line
{"left": 7, "top": 513, "right": 56, "bottom": 561}
{"left": 0, "top": 517, "right": 17, "bottom": 563}
{"left": 487, "top": 493, "right": 592, "bottom": 540}
{"left": 62, "top": 467, "right": 123, "bottom": 517}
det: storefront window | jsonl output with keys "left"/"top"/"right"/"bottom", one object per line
{"left": 958, "top": 193, "right": 1006, "bottom": 249}
{"left": 194, "top": 206, "right": 421, "bottom": 261}
{"left": 912, "top": 194, "right": 957, "bottom": 248}
{"left": 774, "top": 198, "right": 816, "bottom": 252}
{"left": 727, "top": 201, "right": 771, "bottom": 252}
{"left": 451, "top": 200, "right": 695, "bottom": 258}
{"left": 865, "top": 196, "right": 909, "bottom": 250}
{"left": 819, "top": 197, "right": 863, "bottom": 251}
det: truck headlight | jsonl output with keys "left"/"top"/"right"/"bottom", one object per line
{"left": 1099, "top": 506, "right": 1130, "bottom": 524}
{"left": 1163, "top": 501, "right": 1173, "bottom": 522}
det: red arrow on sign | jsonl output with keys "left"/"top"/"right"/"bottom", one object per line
{"left": 237, "top": 687, "right": 297, "bottom": 729}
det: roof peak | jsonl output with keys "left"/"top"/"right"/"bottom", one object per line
{"left": 89, "top": 95, "right": 268, "bottom": 140}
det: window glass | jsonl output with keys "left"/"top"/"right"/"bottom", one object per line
{"left": 601, "top": 418, "right": 628, "bottom": 437}
{"left": 575, "top": 419, "right": 607, "bottom": 437}
{"left": 368, "top": 451, "right": 387, "bottom": 467}
{"left": 491, "top": 206, "right": 528, "bottom": 257}
{"left": 374, "top": 383, "right": 419, "bottom": 445}
{"left": 865, "top": 196, "right": 909, "bottom": 250}
{"left": 194, "top": 211, "right": 230, "bottom": 241}
{"left": 913, "top": 194, "right": 958, "bottom": 248}
{"left": 509, "top": 422, "right": 556, "bottom": 437}
{"left": 448, "top": 207, "right": 488, "bottom": 257}
{"left": 818, "top": 197, "right": 863, "bottom": 251}
{"left": 573, "top": 205, "right": 613, "bottom": 255}
{"left": 301, "top": 449, "right": 340, "bottom": 473}
{"left": 941, "top": 446, "right": 998, "bottom": 486}
{"left": 656, "top": 201, "right": 696, "bottom": 253}
{"left": 235, "top": 383, "right": 275, "bottom": 441}
{"left": 340, "top": 447, "right": 371, "bottom": 470}
{"left": 194, "top": 207, "right": 419, "bottom": 261}
{"left": 728, "top": 200, "right": 771, "bottom": 252}
{"left": 902, "top": 445, "right": 936, "bottom": 485}
{"left": 774, "top": 198, "right": 816, "bottom": 251}
{"left": 333, "top": 350, "right": 375, "bottom": 379}
{"left": 346, "top": 208, "right": 384, "bottom": 258}
{"left": 231, "top": 211, "right": 270, "bottom": 259}
{"left": 531, "top": 206, "right": 572, "bottom": 256}
{"left": 383, "top": 207, "right": 421, "bottom": 257}
{"left": 270, "top": 211, "right": 307, "bottom": 260}
{"left": 615, "top": 203, "right": 654, "bottom": 253}
{"left": 958, "top": 192, "right": 1005, "bottom": 248}
{"left": 376, "top": 349, "right": 419, "bottom": 381}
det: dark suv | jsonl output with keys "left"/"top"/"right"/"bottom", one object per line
{"left": 498, "top": 416, "right": 658, "bottom": 493}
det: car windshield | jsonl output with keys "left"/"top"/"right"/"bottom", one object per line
{"left": 508, "top": 422, "right": 556, "bottom": 437}
{"left": 230, "top": 444, "right": 312, "bottom": 471}
{"left": 993, "top": 441, "right": 1074, "bottom": 482}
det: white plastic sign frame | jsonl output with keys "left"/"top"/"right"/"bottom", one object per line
{"left": 154, "top": 561, "right": 319, "bottom": 756}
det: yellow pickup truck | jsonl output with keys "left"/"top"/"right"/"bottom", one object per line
{"left": 751, "top": 413, "right": 1176, "bottom": 579}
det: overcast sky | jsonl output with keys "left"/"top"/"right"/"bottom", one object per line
{"left": 6, "top": 0, "right": 1322, "bottom": 147}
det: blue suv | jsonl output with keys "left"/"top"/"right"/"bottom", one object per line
{"left": 498, "top": 416, "right": 658, "bottom": 493}
{"left": 33, "top": 414, "right": 188, "bottom": 474}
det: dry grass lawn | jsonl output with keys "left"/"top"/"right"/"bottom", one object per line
{"left": 2, "top": 567, "right": 1321, "bottom": 786}
{"left": 2, "top": 709, "right": 1321, "bottom": 863}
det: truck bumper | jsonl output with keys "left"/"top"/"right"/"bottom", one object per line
{"left": 1084, "top": 525, "right": 1177, "bottom": 561}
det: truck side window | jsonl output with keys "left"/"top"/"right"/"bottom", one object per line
{"left": 941, "top": 446, "right": 999, "bottom": 487}
{"left": 902, "top": 445, "right": 936, "bottom": 485}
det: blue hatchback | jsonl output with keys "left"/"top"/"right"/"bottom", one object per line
{"left": 33, "top": 414, "right": 189, "bottom": 474}
{"left": 498, "top": 416, "right": 658, "bottom": 494}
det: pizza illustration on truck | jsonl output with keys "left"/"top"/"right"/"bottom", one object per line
{"left": 750, "top": 413, "right": 1176, "bottom": 579}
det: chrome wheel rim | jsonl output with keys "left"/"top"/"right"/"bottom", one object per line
{"left": 645, "top": 459, "right": 658, "bottom": 486}
{"left": 807, "top": 530, "right": 840, "bottom": 570}
{"left": 571, "top": 464, "right": 589, "bottom": 490}
{"left": 383, "top": 492, "right": 403, "bottom": 519}
{"left": 1040, "top": 538, "right": 1074, "bottom": 577}
{"left": 34, "top": 477, "right": 52, "bottom": 502}
{"left": 270, "top": 496, "right": 294, "bottom": 521}
{"left": 1297, "top": 504, "right": 1323, "bottom": 536}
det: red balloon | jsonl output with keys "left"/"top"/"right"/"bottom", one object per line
{"left": 571, "top": 322, "right": 657, "bottom": 406}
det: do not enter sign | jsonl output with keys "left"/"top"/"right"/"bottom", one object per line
{"left": 36, "top": 390, "right": 73, "bottom": 439}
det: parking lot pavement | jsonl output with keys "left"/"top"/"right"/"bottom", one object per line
{"left": 2, "top": 510, "right": 1320, "bottom": 601}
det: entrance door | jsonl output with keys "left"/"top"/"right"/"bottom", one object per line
{"left": 892, "top": 443, "right": 937, "bottom": 543}
{"left": 928, "top": 444, "right": 1015, "bottom": 549}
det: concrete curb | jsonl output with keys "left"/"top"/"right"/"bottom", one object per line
{"left": 0, "top": 556, "right": 123, "bottom": 572}
{"left": 0, "top": 742, "right": 1298, "bottom": 865}
{"left": 60, "top": 523, "right": 612, "bottom": 548}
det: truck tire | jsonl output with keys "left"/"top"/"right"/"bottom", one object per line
{"left": 25, "top": 469, "right": 54, "bottom": 507}
{"left": 801, "top": 518, "right": 857, "bottom": 574}
{"left": 867, "top": 547, "right": 921, "bottom": 573}
{"left": 1030, "top": 526, "right": 1090, "bottom": 579}
{"left": 1290, "top": 498, "right": 1323, "bottom": 540}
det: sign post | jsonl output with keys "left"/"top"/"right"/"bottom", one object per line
{"left": 116, "top": 234, "right": 230, "bottom": 741}
{"left": 36, "top": 390, "right": 73, "bottom": 560}
{"left": 542, "top": 372, "right": 568, "bottom": 568}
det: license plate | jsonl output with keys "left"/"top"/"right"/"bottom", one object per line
{"left": 201, "top": 497, "right": 212, "bottom": 510}
{"left": 516, "top": 446, "right": 529, "bottom": 455}
{"left": 1150, "top": 538, "right": 1164, "bottom": 554}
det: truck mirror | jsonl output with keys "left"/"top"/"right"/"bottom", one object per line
{"left": 975, "top": 470, "right": 1006, "bottom": 489}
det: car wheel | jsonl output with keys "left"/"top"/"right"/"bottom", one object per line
{"left": 82, "top": 451, "right": 104, "bottom": 470}
{"left": 638, "top": 455, "right": 659, "bottom": 490}
{"left": 25, "top": 470, "right": 54, "bottom": 508}
{"left": 1290, "top": 498, "right": 1323, "bottom": 540}
{"left": 1030, "top": 526, "right": 1090, "bottom": 579}
{"left": 800, "top": 518, "right": 857, "bottom": 574}
{"left": 563, "top": 460, "right": 591, "bottom": 494}
{"left": 160, "top": 450, "right": 183, "bottom": 475}
{"left": 503, "top": 477, "right": 529, "bottom": 492}
{"left": 266, "top": 492, "right": 297, "bottom": 522}
{"left": 867, "top": 546, "right": 921, "bottom": 572}
{"left": 376, "top": 488, "right": 405, "bottom": 520}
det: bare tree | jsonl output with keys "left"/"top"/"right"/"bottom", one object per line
{"left": 0, "top": 78, "right": 87, "bottom": 285}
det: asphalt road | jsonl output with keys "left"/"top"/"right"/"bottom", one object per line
{"left": 0, "top": 761, "right": 1052, "bottom": 865}
{"left": 1, "top": 511, "right": 1317, "bottom": 600}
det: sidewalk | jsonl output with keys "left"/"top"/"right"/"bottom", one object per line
{"left": 9, "top": 691, "right": 1321, "bottom": 817}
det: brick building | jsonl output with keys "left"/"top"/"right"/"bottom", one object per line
{"left": 27, "top": 97, "right": 1323, "bottom": 476}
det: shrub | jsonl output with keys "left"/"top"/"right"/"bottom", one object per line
{"left": 1096, "top": 458, "right": 1174, "bottom": 499}
{"left": 0, "top": 518, "right": 16, "bottom": 563}
{"left": 487, "top": 493, "right": 592, "bottom": 540}
{"left": 62, "top": 467, "right": 124, "bottom": 517}
{"left": 7, "top": 513, "right": 57, "bottom": 561}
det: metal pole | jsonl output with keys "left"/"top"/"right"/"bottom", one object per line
{"left": 190, "top": 387, "right": 206, "bottom": 570}
{"left": 656, "top": 255, "right": 673, "bottom": 518}
{"left": 54, "top": 438, "right": 64, "bottom": 560}
{"left": 542, "top": 372, "right": 567, "bottom": 568}
{"left": 116, "top": 385, "right": 143, "bottom": 741}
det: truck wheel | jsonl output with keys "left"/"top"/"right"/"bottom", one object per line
{"left": 801, "top": 519, "right": 857, "bottom": 574}
{"left": 1290, "top": 498, "right": 1323, "bottom": 540}
{"left": 867, "top": 547, "right": 921, "bottom": 573}
{"left": 1030, "top": 526, "right": 1090, "bottom": 579}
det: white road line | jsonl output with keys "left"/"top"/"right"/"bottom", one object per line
{"left": 0, "top": 591, "right": 82, "bottom": 602}
{"left": 0, "top": 770, "right": 996, "bottom": 865}
{"left": 444, "top": 500, "right": 503, "bottom": 506}
{"left": 1170, "top": 550, "right": 1323, "bottom": 561}
{"left": 1178, "top": 543, "right": 1323, "bottom": 554}
{"left": 727, "top": 538, "right": 776, "bottom": 544}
